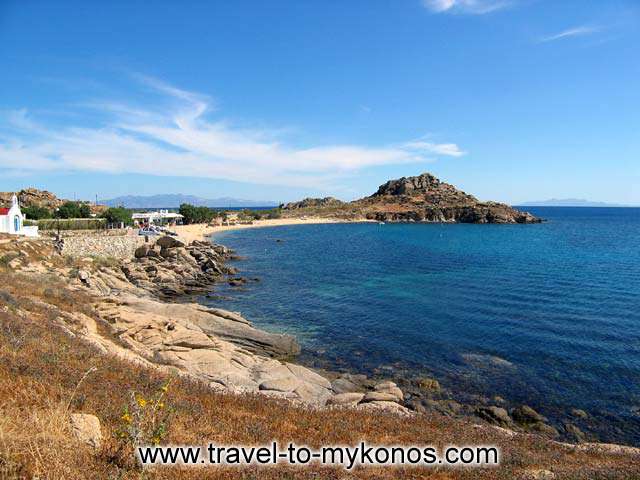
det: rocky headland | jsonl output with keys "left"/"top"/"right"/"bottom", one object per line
{"left": 282, "top": 172, "right": 541, "bottom": 224}
{"left": 4, "top": 233, "right": 409, "bottom": 412}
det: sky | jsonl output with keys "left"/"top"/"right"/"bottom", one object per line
{"left": 0, "top": 0, "right": 639, "bottom": 204}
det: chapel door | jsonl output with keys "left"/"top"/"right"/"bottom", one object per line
{"left": 14, "top": 216, "right": 19, "bottom": 232}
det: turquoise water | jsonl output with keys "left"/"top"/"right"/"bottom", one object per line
{"left": 206, "top": 207, "right": 640, "bottom": 444}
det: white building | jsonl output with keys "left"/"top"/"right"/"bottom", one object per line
{"left": 0, "top": 194, "right": 39, "bottom": 237}
{"left": 131, "top": 209, "right": 184, "bottom": 226}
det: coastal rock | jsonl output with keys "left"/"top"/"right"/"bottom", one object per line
{"left": 326, "top": 392, "right": 365, "bottom": 406}
{"left": 134, "top": 244, "right": 151, "bottom": 258}
{"left": 512, "top": 405, "right": 546, "bottom": 425}
{"left": 331, "top": 377, "right": 363, "bottom": 394}
{"left": 285, "top": 363, "right": 331, "bottom": 389}
{"left": 156, "top": 236, "right": 185, "bottom": 249}
{"left": 259, "top": 377, "right": 301, "bottom": 393}
{"left": 373, "top": 381, "right": 403, "bottom": 402}
{"left": 476, "top": 406, "right": 512, "bottom": 427}
{"left": 358, "top": 401, "right": 411, "bottom": 415}
{"left": 362, "top": 391, "right": 401, "bottom": 403}
{"left": 416, "top": 377, "right": 440, "bottom": 392}
{"left": 69, "top": 413, "right": 102, "bottom": 450}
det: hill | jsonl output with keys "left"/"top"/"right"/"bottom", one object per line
{"left": 282, "top": 173, "right": 540, "bottom": 224}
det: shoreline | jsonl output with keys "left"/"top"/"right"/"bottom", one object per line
{"left": 173, "top": 217, "right": 358, "bottom": 243}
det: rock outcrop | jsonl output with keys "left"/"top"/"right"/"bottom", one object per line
{"left": 53, "top": 235, "right": 402, "bottom": 409}
{"left": 0, "top": 187, "right": 107, "bottom": 214}
{"left": 120, "top": 239, "right": 235, "bottom": 298}
{"left": 355, "top": 173, "right": 540, "bottom": 224}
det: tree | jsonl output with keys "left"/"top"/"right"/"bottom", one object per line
{"left": 101, "top": 207, "right": 132, "bottom": 225}
{"left": 55, "top": 201, "right": 90, "bottom": 219}
{"left": 179, "top": 203, "right": 216, "bottom": 224}
{"left": 22, "top": 205, "right": 52, "bottom": 220}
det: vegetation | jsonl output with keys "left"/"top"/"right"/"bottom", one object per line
{"left": 238, "top": 208, "right": 282, "bottom": 221}
{"left": 31, "top": 218, "right": 106, "bottom": 231}
{"left": 178, "top": 203, "right": 219, "bottom": 224}
{"left": 22, "top": 205, "right": 52, "bottom": 220}
{"left": 101, "top": 207, "right": 133, "bottom": 226}
{"left": 55, "top": 201, "right": 92, "bottom": 219}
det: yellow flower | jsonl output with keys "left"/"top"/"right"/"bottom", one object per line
{"left": 157, "top": 402, "right": 165, "bottom": 409}
{"left": 137, "top": 396, "right": 147, "bottom": 408}
{"left": 152, "top": 437, "right": 160, "bottom": 445}
{"left": 121, "top": 413, "right": 132, "bottom": 424}
{"left": 160, "top": 384, "right": 169, "bottom": 393}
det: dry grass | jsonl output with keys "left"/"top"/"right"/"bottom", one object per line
{"left": 0, "top": 241, "right": 638, "bottom": 479}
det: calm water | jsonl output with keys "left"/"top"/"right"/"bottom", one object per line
{"left": 206, "top": 208, "right": 640, "bottom": 444}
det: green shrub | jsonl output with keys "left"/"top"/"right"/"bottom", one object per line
{"left": 22, "top": 205, "right": 52, "bottom": 220}
{"left": 178, "top": 204, "right": 218, "bottom": 224}
{"left": 102, "top": 207, "right": 133, "bottom": 225}
{"left": 54, "top": 202, "right": 91, "bottom": 219}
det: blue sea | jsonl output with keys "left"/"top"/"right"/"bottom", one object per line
{"left": 205, "top": 207, "right": 640, "bottom": 445}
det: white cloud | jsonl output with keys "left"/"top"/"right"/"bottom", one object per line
{"left": 422, "top": 0, "right": 511, "bottom": 14}
{"left": 0, "top": 75, "right": 465, "bottom": 188}
{"left": 539, "top": 25, "right": 602, "bottom": 43}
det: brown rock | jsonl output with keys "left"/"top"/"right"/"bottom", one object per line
{"left": 69, "top": 413, "right": 102, "bottom": 449}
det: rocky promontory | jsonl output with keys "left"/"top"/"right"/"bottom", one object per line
{"left": 6, "top": 234, "right": 407, "bottom": 411}
{"left": 281, "top": 172, "right": 541, "bottom": 224}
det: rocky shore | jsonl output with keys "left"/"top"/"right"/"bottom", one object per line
{"left": 46, "top": 234, "right": 410, "bottom": 412}
{"left": 63, "top": 232, "right": 586, "bottom": 442}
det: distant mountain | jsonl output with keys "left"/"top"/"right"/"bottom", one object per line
{"left": 100, "top": 194, "right": 278, "bottom": 209}
{"left": 518, "top": 199, "right": 630, "bottom": 207}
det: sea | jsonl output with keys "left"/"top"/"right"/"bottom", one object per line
{"left": 203, "top": 207, "right": 640, "bottom": 445}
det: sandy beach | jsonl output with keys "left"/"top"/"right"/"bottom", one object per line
{"left": 174, "top": 216, "right": 349, "bottom": 243}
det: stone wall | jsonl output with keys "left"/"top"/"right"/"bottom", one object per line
{"left": 61, "top": 232, "right": 143, "bottom": 259}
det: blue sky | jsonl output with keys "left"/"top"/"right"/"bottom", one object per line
{"left": 1, "top": 0, "right": 638, "bottom": 204}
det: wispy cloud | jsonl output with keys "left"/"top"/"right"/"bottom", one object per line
{"left": 422, "top": 0, "right": 511, "bottom": 15}
{"left": 0, "top": 75, "right": 465, "bottom": 188}
{"left": 539, "top": 25, "right": 602, "bottom": 43}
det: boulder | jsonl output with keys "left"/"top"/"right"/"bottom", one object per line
{"left": 77, "top": 270, "right": 90, "bottom": 282}
{"left": 416, "top": 377, "right": 440, "bottom": 392}
{"left": 69, "top": 413, "right": 102, "bottom": 449}
{"left": 358, "top": 401, "right": 411, "bottom": 414}
{"left": 476, "top": 406, "right": 512, "bottom": 427}
{"left": 134, "top": 245, "right": 151, "bottom": 258}
{"left": 326, "top": 392, "right": 365, "bottom": 406}
{"left": 361, "top": 391, "right": 401, "bottom": 403}
{"left": 156, "top": 236, "right": 185, "bottom": 249}
{"left": 259, "top": 377, "right": 301, "bottom": 393}
{"left": 331, "top": 377, "right": 362, "bottom": 394}
{"left": 285, "top": 363, "right": 331, "bottom": 389}
{"left": 512, "top": 405, "right": 546, "bottom": 425}
{"left": 373, "top": 381, "right": 403, "bottom": 402}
